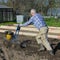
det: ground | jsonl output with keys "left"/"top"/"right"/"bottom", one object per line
{"left": 0, "top": 33, "right": 60, "bottom": 60}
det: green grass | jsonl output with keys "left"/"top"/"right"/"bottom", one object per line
{"left": 45, "top": 18, "right": 60, "bottom": 27}
{"left": 0, "top": 18, "right": 60, "bottom": 27}
{"left": 0, "top": 22, "right": 17, "bottom": 26}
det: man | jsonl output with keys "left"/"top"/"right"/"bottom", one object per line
{"left": 20, "top": 9, "right": 54, "bottom": 55}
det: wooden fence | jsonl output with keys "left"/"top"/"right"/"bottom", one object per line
{"left": 0, "top": 25, "right": 60, "bottom": 39}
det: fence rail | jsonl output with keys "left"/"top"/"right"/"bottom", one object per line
{"left": 0, "top": 25, "right": 60, "bottom": 39}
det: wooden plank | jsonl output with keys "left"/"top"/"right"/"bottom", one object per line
{"left": 14, "top": 24, "right": 60, "bottom": 29}
{"left": 0, "top": 25, "right": 60, "bottom": 39}
{"left": 0, "top": 26, "right": 60, "bottom": 34}
{"left": 0, "top": 29, "right": 60, "bottom": 39}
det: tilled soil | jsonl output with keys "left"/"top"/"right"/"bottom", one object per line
{"left": 0, "top": 33, "right": 60, "bottom": 60}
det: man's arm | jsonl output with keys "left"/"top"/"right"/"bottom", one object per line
{"left": 20, "top": 17, "right": 33, "bottom": 27}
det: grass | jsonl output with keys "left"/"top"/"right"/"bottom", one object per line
{"left": 0, "top": 22, "right": 17, "bottom": 26}
{"left": 45, "top": 18, "right": 60, "bottom": 27}
{"left": 0, "top": 18, "right": 60, "bottom": 27}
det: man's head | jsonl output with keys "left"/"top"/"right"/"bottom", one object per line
{"left": 30, "top": 9, "right": 36, "bottom": 16}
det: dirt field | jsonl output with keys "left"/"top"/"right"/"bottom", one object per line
{"left": 0, "top": 33, "right": 60, "bottom": 60}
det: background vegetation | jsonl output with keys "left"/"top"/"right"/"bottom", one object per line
{"left": 0, "top": 0, "right": 60, "bottom": 15}
{"left": 0, "top": 0, "right": 60, "bottom": 26}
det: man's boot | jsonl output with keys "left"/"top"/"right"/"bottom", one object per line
{"left": 38, "top": 44, "right": 45, "bottom": 51}
{"left": 48, "top": 50, "right": 54, "bottom": 56}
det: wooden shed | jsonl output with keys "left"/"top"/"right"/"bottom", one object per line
{"left": 0, "top": 5, "right": 14, "bottom": 22}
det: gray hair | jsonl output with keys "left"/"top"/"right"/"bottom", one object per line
{"left": 30, "top": 9, "right": 36, "bottom": 13}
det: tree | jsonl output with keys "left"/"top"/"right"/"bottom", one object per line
{"left": 6, "top": 0, "right": 60, "bottom": 15}
{"left": 0, "top": 0, "right": 6, "bottom": 5}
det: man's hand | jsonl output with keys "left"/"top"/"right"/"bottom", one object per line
{"left": 20, "top": 24, "right": 23, "bottom": 27}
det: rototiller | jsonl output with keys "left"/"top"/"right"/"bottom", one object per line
{"left": 3, "top": 24, "right": 31, "bottom": 48}
{"left": 3, "top": 24, "right": 20, "bottom": 47}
